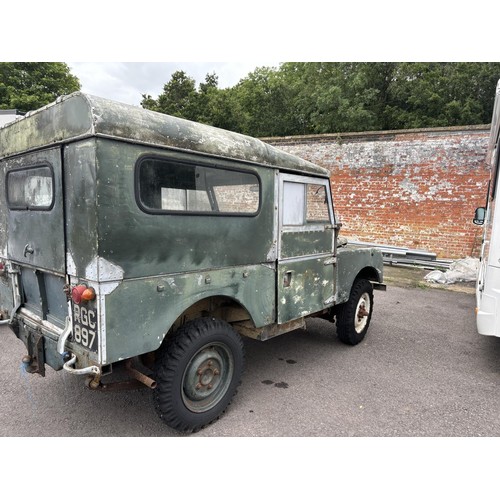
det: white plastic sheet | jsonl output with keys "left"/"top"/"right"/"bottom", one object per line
{"left": 424, "top": 257, "right": 478, "bottom": 284}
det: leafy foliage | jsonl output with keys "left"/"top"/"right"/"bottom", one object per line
{"left": 142, "top": 63, "right": 500, "bottom": 137}
{"left": 0, "top": 62, "right": 80, "bottom": 112}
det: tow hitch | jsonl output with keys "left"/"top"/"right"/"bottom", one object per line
{"left": 57, "top": 316, "right": 102, "bottom": 386}
{"left": 55, "top": 316, "right": 156, "bottom": 391}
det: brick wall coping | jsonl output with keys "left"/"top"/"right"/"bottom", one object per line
{"left": 261, "top": 124, "right": 491, "bottom": 145}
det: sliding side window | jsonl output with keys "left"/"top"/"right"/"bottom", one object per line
{"left": 136, "top": 157, "right": 260, "bottom": 215}
{"left": 282, "top": 181, "right": 331, "bottom": 226}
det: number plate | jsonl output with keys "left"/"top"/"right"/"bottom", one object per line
{"left": 72, "top": 302, "right": 98, "bottom": 352}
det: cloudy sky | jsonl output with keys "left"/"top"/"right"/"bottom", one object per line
{"left": 67, "top": 62, "right": 278, "bottom": 106}
{"left": 6, "top": 0, "right": 494, "bottom": 111}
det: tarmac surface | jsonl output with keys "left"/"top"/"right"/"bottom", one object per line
{"left": 1, "top": 265, "right": 498, "bottom": 437}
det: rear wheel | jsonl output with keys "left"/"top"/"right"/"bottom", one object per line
{"left": 153, "top": 317, "right": 244, "bottom": 432}
{"left": 336, "top": 278, "right": 373, "bottom": 345}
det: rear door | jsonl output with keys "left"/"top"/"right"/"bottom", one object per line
{"left": 6, "top": 147, "right": 65, "bottom": 273}
{"left": 4, "top": 147, "right": 67, "bottom": 326}
{"left": 277, "top": 173, "right": 336, "bottom": 324}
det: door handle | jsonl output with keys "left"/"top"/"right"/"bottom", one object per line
{"left": 23, "top": 244, "right": 34, "bottom": 257}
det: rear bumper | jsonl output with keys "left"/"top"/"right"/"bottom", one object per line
{"left": 14, "top": 308, "right": 100, "bottom": 374}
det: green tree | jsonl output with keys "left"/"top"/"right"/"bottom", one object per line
{"left": 232, "top": 66, "right": 298, "bottom": 137}
{"left": 196, "top": 73, "right": 228, "bottom": 127}
{"left": 0, "top": 62, "right": 80, "bottom": 112}
{"left": 384, "top": 62, "right": 500, "bottom": 129}
{"left": 141, "top": 70, "right": 198, "bottom": 121}
{"left": 142, "top": 71, "right": 242, "bottom": 132}
{"left": 141, "top": 63, "right": 500, "bottom": 137}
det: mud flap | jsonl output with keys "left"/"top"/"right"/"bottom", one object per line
{"left": 24, "top": 328, "right": 46, "bottom": 376}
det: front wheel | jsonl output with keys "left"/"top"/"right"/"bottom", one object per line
{"left": 153, "top": 317, "right": 244, "bottom": 433}
{"left": 336, "top": 278, "right": 374, "bottom": 345}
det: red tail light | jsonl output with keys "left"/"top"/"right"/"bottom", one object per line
{"left": 72, "top": 285, "right": 96, "bottom": 304}
{"left": 81, "top": 287, "right": 96, "bottom": 301}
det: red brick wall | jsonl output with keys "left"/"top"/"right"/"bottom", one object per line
{"left": 264, "top": 126, "right": 491, "bottom": 259}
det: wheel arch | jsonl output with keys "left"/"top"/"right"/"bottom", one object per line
{"left": 354, "top": 265, "right": 383, "bottom": 284}
{"left": 335, "top": 247, "right": 384, "bottom": 306}
{"left": 158, "top": 294, "right": 255, "bottom": 348}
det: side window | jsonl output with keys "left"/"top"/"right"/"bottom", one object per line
{"left": 306, "top": 184, "right": 330, "bottom": 223}
{"left": 283, "top": 181, "right": 331, "bottom": 226}
{"left": 6, "top": 165, "right": 54, "bottom": 210}
{"left": 137, "top": 157, "right": 260, "bottom": 215}
{"left": 283, "top": 182, "right": 305, "bottom": 225}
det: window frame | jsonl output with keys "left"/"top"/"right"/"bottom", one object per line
{"left": 279, "top": 173, "right": 335, "bottom": 233}
{"left": 6, "top": 163, "right": 55, "bottom": 212}
{"left": 135, "top": 154, "right": 262, "bottom": 217}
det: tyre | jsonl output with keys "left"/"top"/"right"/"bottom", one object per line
{"left": 153, "top": 317, "right": 245, "bottom": 432}
{"left": 336, "top": 278, "right": 374, "bottom": 345}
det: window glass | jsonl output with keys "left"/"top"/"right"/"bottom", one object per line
{"left": 283, "top": 182, "right": 305, "bottom": 225}
{"left": 7, "top": 165, "right": 54, "bottom": 210}
{"left": 138, "top": 158, "right": 260, "bottom": 215}
{"left": 283, "top": 181, "right": 331, "bottom": 226}
{"left": 306, "top": 184, "right": 330, "bottom": 222}
{"left": 161, "top": 188, "right": 211, "bottom": 211}
{"left": 213, "top": 184, "right": 259, "bottom": 213}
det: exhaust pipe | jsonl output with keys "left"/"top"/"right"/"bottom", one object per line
{"left": 125, "top": 359, "right": 157, "bottom": 389}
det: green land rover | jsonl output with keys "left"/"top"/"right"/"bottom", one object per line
{"left": 0, "top": 93, "right": 385, "bottom": 432}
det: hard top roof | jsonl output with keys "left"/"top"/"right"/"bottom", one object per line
{"left": 0, "top": 92, "right": 328, "bottom": 177}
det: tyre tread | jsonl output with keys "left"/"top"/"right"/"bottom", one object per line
{"left": 153, "top": 317, "right": 244, "bottom": 433}
{"left": 336, "top": 278, "right": 374, "bottom": 346}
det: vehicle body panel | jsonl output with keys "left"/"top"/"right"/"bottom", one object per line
{"left": 4, "top": 147, "right": 65, "bottom": 274}
{"left": 335, "top": 246, "right": 384, "bottom": 303}
{"left": 103, "top": 264, "right": 276, "bottom": 364}
{"left": 475, "top": 80, "right": 500, "bottom": 336}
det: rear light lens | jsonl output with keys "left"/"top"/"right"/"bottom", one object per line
{"left": 72, "top": 285, "right": 96, "bottom": 304}
{"left": 81, "top": 287, "right": 96, "bottom": 301}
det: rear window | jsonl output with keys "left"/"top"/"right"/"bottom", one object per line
{"left": 6, "top": 165, "right": 54, "bottom": 211}
{"left": 136, "top": 157, "right": 260, "bottom": 215}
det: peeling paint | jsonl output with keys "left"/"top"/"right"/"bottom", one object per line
{"left": 66, "top": 252, "right": 77, "bottom": 276}
{"left": 85, "top": 256, "right": 124, "bottom": 282}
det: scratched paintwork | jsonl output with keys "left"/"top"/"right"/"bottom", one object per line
{"left": 0, "top": 159, "right": 7, "bottom": 258}
{"left": 0, "top": 157, "right": 10, "bottom": 316}
{"left": 95, "top": 140, "right": 276, "bottom": 278}
{"left": 280, "top": 228, "right": 334, "bottom": 259}
{"left": 277, "top": 256, "right": 335, "bottom": 324}
{"left": 335, "top": 246, "right": 384, "bottom": 303}
{"left": 64, "top": 139, "right": 99, "bottom": 277}
{"left": 103, "top": 264, "right": 276, "bottom": 364}
{"left": 4, "top": 148, "right": 66, "bottom": 274}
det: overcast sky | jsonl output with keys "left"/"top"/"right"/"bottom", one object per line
{"left": 7, "top": 0, "right": 496, "bottom": 110}
{"left": 67, "top": 62, "right": 278, "bottom": 106}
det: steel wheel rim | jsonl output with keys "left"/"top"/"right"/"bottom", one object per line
{"left": 182, "top": 342, "right": 234, "bottom": 413}
{"left": 354, "top": 292, "right": 371, "bottom": 333}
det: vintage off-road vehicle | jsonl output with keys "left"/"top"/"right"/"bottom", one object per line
{"left": 0, "top": 93, "right": 385, "bottom": 432}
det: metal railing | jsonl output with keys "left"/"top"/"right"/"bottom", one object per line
{"left": 347, "top": 241, "right": 453, "bottom": 270}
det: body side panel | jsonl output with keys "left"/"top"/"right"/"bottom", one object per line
{"left": 103, "top": 264, "right": 276, "bottom": 363}
{"left": 95, "top": 139, "right": 276, "bottom": 279}
{"left": 335, "top": 246, "right": 384, "bottom": 304}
